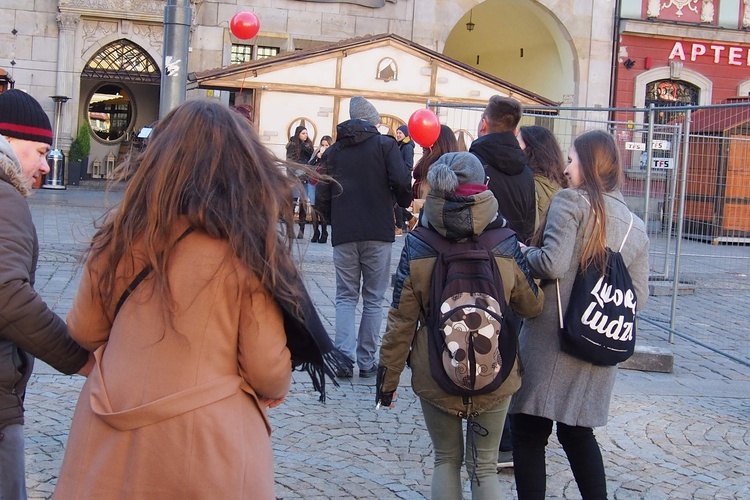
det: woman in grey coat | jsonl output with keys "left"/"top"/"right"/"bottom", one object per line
{"left": 509, "top": 130, "right": 650, "bottom": 499}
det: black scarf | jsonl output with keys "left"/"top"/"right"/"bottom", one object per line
{"left": 276, "top": 270, "right": 352, "bottom": 402}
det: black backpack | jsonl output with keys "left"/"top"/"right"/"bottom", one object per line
{"left": 557, "top": 212, "right": 637, "bottom": 366}
{"left": 411, "top": 226, "right": 517, "bottom": 396}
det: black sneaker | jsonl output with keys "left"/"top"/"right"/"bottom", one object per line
{"left": 359, "top": 366, "right": 378, "bottom": 378}
{"left": 334, "top": 367, "right": 353, "bottom": 378}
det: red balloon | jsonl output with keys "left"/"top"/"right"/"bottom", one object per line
{"left": 230, "top": 12, "right": 260, "bottom": 40}
{"left": 408, "top": 109, "right": 441, "bottom": 148}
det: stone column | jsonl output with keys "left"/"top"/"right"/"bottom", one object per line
{"left": 55, "top": 13, "right": 80, "bottom": 150}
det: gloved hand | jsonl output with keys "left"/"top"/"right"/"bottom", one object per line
{"left": 375, "top": 365, "right": 396, "bottom": 408}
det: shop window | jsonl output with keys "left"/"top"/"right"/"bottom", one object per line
{"left": 644, "top": 79, "right": 700, "bottom": 124}
{"left": 87, "top": 83, "right": 133, "bottom": 143}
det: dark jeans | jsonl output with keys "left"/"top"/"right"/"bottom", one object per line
{"left": 510, "top": 413, "right": 607, "bottom": 500}
{"left": 393, "top": 205, "right": 412, "bottom": 229}
{"left": 499, "top": 416, "right": 512, "bottom": 452}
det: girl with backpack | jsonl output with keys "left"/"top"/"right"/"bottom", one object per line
{"left": 509, "top": 130, "right": 650, "bottom": 499}
{"left": 377, "top": 152, "right": 544, "bottom": 499}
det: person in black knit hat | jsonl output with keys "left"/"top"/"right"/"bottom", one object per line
{"left": 0, "top": 89, "right": 94, "bottom": 498}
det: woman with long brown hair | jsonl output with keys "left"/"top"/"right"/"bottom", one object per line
{"left": 411, "top": 124, "right": 459, "bottom": 200}
{"left": 509, "top": 130, "right": 650, "bottom": 499}
{"left": 286, "top": 125, "right": 314, "bottom": 238}
{"left": 516, "top": 125, "right": 567, "bottom": 231}
{"left": 54, "top": 100, "right": 348, "bottom": 499}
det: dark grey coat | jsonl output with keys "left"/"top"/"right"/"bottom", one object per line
{"left": 509, "top": 188, "right": 650, "bottom": 427}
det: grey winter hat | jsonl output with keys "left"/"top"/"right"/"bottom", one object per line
{"left": 427, "top": 152, "right": 486, "bottom": 193}
{"left": 349, "top": 96, "right": 380, "bottom": 125}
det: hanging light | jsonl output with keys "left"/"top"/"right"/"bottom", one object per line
{"left": 466, "top": 10, "right": 475, "bottom": 32}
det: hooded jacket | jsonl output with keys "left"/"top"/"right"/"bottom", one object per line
{"left": 378, "top": 187, "right": 544, "bottom": 417}
{"left": 0, "top": 135, "right": 89, "bottom": 431}
{"left": 470, "top": 131, "right": 536, "bottom": 244}
{"left": 316, "top": 119, "right": 412, "bottom": 246}
{"left": 397, "top": 137, "right": 415, "bottom": 170}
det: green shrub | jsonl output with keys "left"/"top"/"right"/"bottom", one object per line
{"left": 68, "top": 123, "right": 91, "bottom": 162}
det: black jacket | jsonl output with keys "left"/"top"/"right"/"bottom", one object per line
{"left": 0, "top": 140, "right": 89, "bottom": 431}
{"left": 316, "top": 119, "right": 412, "bottom": 247}
{"left": 470, "top": 132, "right": 536, "bottom": 244}
{"left": 398, "top": 139, "right": 415, "bottom": 170}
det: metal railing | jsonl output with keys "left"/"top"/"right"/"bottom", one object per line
{"left": 428, "top": 101, "right": 750, "bottom": 367}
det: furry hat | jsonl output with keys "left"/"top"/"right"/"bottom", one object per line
{"left": 349, "top": 96, "right": 380, "bottom": 125}
{"left": 427, "top": 152, "right": 486, "bottom": 193}
{"left": 0, "top": 89, "right": 53, "bottom": 146}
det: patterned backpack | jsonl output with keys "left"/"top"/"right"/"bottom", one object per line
{"left": 411, "top": 226, "right": 517, "bottom": 396}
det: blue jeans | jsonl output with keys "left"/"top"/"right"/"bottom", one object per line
{"left": 332, "top": 240, "right": 392, "bottom": 371}
{"left": 420, "top": 398, "right": 510, "bottom": 500}
{"left": 0, "top": 424, "right": 27, "bottom": 500}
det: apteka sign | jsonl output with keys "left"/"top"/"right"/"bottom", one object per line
{"left": 669, "top": 41, "right": 750, "bottom": 66}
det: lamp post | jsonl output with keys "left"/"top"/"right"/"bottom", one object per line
{"left": 159, "top": 0, "right": 192, "bottom": 119}
{"left": 43, "top": 95, "right": 70, "bottom": 190}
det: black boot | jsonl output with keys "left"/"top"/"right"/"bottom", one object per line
{"left": 318, "top": 226, "right": 328, "bottom": 244}
{"left": 311, "top": 226, "right": 320, "bottom": 243}
{"left": 297, "top": 224, "right": 305, "bottom": 239}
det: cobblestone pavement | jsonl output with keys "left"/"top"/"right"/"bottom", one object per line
{"left": 22, "top": 188, "right": 750, "bottom": 499}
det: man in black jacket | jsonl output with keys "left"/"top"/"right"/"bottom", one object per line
{"left": 470, "top": 95, "right": 536, "bottom": 469}
{"left": 316, "top": 96, "right": 412, "bottom": 378}
{"left": 470, "top": 95, "right": 535, "bottom": 244}
{"left": 0, "top": 90, "right": 93, "bottom": 497}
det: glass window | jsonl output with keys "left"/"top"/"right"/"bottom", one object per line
{"left": 256, "top": 46, "right": 279, "bottom": 60}
{"left": 231, "top": 44, "right": 253, "bottom": 65}
{"left": 87, "top": 84, "right": 133, "bottom": 142}
{"left": 83, "top": 39, "right": 159, "bottom": 84}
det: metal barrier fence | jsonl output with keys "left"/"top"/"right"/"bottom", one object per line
{"left": 428, "top": 101, "right": 750, "bottom": 367}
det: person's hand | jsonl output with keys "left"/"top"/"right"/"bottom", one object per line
{"left": 77, "top": 352, "right": 96, "bottom": 377}
{"left": 519, "top": 242, "right": 527, "bottom": 249}
{"left": 259, "top": 395, "right": 286, "bottom": 408}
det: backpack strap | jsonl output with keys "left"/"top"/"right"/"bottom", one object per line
{"left": 618, "top": 212, "right": 634, "bottom": 252}
{"left": 409, "top": 226, "right": 451, "bottom": 252}
{"left": 113, "top": 227, "right": 195, "bottom": 319}
{"left": 410, "top": 226, "right": 515, "bottom": 253}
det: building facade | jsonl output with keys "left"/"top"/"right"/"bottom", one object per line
{"left": 614, "top": 0, "right": 750, "bottom": 111}
{"left": 1, "top": 0, "right": 618, "bottom": 178}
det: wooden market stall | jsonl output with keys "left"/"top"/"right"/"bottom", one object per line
{"left": 683, "top": 97, "right": 750, "bottom": 243}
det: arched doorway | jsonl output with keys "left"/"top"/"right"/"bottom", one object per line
{"left": 442, "top": 0, "right": 576, "bottom": 104}
{"left": 79, "top": 39, "right": 161, "bottom": 178}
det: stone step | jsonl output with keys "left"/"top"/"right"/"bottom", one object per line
{"left": 619, "top": 345, "right": 674, "bottom": 373}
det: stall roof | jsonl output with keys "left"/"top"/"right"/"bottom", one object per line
{"left": 691, "top": 97, "right": 750, "bottom": 134}
{"left": 188, "top": 33, "right": 558, "bottom": 107}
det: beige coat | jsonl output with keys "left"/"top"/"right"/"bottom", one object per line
{"left": 54, "top": 225, "right": 292, "bottom": 499}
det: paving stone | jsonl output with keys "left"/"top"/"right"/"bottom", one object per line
{"left": 17, "top": 189, "right": 750, "bottom": 499}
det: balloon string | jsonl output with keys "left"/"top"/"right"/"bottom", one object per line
{"left": 238, "top": 66, "right": 249, "bottom": 97}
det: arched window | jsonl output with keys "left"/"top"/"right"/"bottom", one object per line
{"left": 87, "top": 83, "right": 134, "bottom": 143}
{"left": 83, "top": 39, "right": 160, "bottom": 84}
{"left": 644, "top": 79, "right": 700, "bottom": 124}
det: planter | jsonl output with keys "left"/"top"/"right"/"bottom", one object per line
{"left": 68, "top": 161, "right": 81, "bottom": 186}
